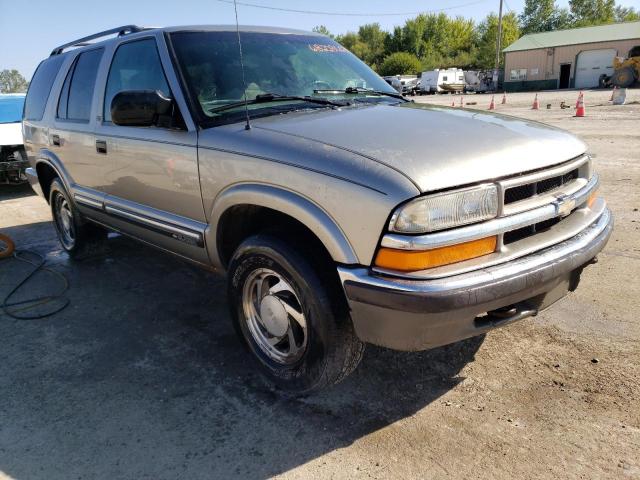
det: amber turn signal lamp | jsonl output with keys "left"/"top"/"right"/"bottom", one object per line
{"left": 587, "top": 190, "right": 598, "bottom": 208}
{"left": 375, "top": 236, "right": 498, "bottom": 272}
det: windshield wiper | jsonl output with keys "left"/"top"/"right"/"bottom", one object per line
{"left": 207, "top": 93, "right": 348, "bottom": 114}
{"left": 313, "top": 87, "right": 407, "bottom": 101}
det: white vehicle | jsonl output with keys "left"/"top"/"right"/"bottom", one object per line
{"left": 419, "top": 68, "right": 466, "bottom": 94}
{"left": 391, "top": 75, "right": 418, "bottom": 94}
{"left": 464, "top": 70, "right": 492, "bottom": 93}
{"left": 0, "top": 93, "right": 28, "bottom": 184}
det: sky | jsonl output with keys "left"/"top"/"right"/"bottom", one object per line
{"left": 1, "top": 0, "right": 639, "bottom": 79}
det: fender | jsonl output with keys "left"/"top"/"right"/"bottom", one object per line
{"left": 33, "top": 148, "right": 74, "bottom": 201}
{"left": 206, "top": 183, "right": 359, "bottom": 269}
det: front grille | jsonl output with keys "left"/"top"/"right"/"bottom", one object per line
{"left": 504, "top": 168, "right": 579, "bottom": 204}
{"left": 504, "top": 217, "right": 561, "bottom": 245}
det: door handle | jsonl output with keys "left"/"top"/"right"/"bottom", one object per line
{"left": 96, "top": 140, "right": 107, "bottom": 154}
{"left": 52, "top": 134, "right": 60, "bottom": 146}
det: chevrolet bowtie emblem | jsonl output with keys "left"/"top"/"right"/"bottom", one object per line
{"left": 553, "top": 194, "right": 576, "bottom": 217}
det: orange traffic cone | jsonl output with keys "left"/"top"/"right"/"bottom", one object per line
{"left": 575, "top": 90, "right": 583, "bottom": 108}
{"left": 532, "top": 93, "right": 539, "bottom": 110}
{"left": 610, "top": 86, "right": 616, "bottom": 101}
{"left": 451, "top": 99, "right": 456, "bottom": 107}
{"left": 488, "top": 95, "right": 495, "bottom": 110}
{"left": 501, "top": 92, "right": 507, "bottom": 104}
{"left": 575, "top": 93, "right": 585, "bottom": 117}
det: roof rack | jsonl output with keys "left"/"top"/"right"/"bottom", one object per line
{"left": 50, "top": 25, "right": 145, "bottom": 56}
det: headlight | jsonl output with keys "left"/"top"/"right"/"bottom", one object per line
{"left": 390, "top": 184, "right": 499, "bottom": 233}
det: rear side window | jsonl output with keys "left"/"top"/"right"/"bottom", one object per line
{"left": 57, "top": 48, "right": 104, "bottom": 122}
{"left": 24, "top": 55, "right": 65, "bottom": 121}
{"left": 103, "top": 39, "right": 170, "bottom": 123}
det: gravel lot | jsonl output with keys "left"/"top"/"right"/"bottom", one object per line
{"left": 1, "top": 88, "right": 639, "bottom": 480}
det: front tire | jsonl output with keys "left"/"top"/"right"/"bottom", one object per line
{"left": 49, "top": 179, "right": 106, "bottom": 258}
{"left": 227, "top": 234, "right": 364, "bottom": 393}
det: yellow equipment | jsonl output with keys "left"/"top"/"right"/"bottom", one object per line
{"left": 609, "top": 46, "right": 640, "bottom": 88}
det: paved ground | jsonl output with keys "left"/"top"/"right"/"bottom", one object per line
{"left": 1, "top": 88, "right": 639, "bottom": 480}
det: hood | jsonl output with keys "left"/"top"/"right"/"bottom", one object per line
{"left": 250, "top": 102, "right": 587, "bottom": 193}
{"left": 0, "top": 122, "right": 24, "bottom": 146}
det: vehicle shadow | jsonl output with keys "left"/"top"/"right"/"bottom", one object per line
{"left": 0, "top": 183, "right": 35, "bottom": 201}
{"left": 0, "top": 222, "right": 484, "bottom": 480}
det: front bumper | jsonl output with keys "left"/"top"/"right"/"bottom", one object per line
{"left": 338, "top": 208, "right": 613, "bottom": 351}
{"left": 25, "top": 167, "right": 44, "bottom": 198}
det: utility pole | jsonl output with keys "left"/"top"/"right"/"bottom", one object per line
{"left": 493, "top": 0, "right": 504, "bottom": 90}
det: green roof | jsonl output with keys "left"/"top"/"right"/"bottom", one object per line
{"left": 503, "top": 21, "right": 640, "bottom": 53}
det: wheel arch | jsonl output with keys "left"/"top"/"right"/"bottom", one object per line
{"left": 33, "top": 150, "right": 73, "bottom": 203}
{"left": 206, "top": 184, "right": 359, "bottom": 269}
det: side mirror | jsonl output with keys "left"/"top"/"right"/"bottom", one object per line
{"left": 110, "top": 90, "right": 173, "bottom": 127}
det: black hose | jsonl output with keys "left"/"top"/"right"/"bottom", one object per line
{"left": 1, "top": 250, "right": 70, "bottom": 320}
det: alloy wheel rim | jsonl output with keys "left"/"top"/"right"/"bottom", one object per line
{"left": 54, "top": 194, "right": 75, "bottom": 249}
{"left": 241, "top": 268, "right": 308, "bottom": 365}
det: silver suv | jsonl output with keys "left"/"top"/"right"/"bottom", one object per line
{"left": 24, "top": 25, "right": 612, "bottom": 392}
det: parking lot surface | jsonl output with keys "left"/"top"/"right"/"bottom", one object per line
{"left": 1, "top": 89, "right": 639, "bottom": 480}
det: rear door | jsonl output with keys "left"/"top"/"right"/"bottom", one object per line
{"left": 49, "top": 47, "right": 105, "bottom": 194}
{"left": 94, "top": 34, "right": 208, "bottom": 263}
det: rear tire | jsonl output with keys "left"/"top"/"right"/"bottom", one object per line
{"left": 49, "top": 179, "right": 107, "bottom": 258}
{"left": 227, "top": 234, "right": 364, "bottom": 393}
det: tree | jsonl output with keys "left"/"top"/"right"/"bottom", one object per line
{"left": 335, "top": 23, "right": 389, "bottom": 70}
{"left": 553, "top": 8, "right": 574, "bottom": 29}
{"left": 312, "top": 25, "right": 333, "bottom": 38}
{"left": 378, "top": 52, "right": 422, "bottom": 76}
{"left": 614, "top": 5, "right": 640, "bottom": 22}
{"left": 357, "top": 23, "right": 388, "bottom": 69}
{"left": 569, "top": 0, "right": 616, "bottom": 26}
{"left": 383, "top": 13, "right": 477, "bottom": 70}
{"left": 519, "top": 0, "right": 574, "bottom": 33}
{"left": 335, "top": 32, "right": 369, "bottom": 61}
{"left": 520, "top": 0, "right": 555, "bottom": 33}
{"left": 476, "top": 12, "right": 520, "bottom": 69}
{"left": 0, "top": 69, "right": 28, "bottom": 93}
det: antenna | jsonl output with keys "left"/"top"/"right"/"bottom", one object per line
{"left": 233, "top": 0, "right": 251, "bottom": 130}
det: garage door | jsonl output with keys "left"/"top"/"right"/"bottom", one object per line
{"left": 575, "top": 49, "right": 616, "bottom": 88}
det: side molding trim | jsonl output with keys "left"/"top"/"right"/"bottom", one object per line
{"left": 104, "top": 205, "right": 205, "bottom": 247}
{"left": 74, "top": 194, "right": 103, "bottom": 209}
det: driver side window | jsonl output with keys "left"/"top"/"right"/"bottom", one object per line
{"left": 103, "top": 38, "right": 170, "bottom": 123}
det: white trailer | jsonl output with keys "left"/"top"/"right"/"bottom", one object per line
{"left": 419, "top": 68, "right": 466, "bottom": 94}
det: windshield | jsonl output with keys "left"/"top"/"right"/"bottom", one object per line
{"left": 170, "top": 31, "right": 398, "bottom": 126}
{"left": 0, "top": 95, "right": 25, "bottom": 124}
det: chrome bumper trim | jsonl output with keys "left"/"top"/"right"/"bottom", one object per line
{"left": 342, "top": 207, "right": 611, "bottom": 296}
{"left": 376, "top": 198, "right": 606, "bottom": 280}
{"left": 381, "top": 173, "right": 599, "bottom": 251}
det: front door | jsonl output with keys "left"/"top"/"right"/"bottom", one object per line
{"left": 94, "top": 36, "right": 208, "bottom": 263}
{"left": 559, "top": 64, "right": 571, "bottom": 89}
